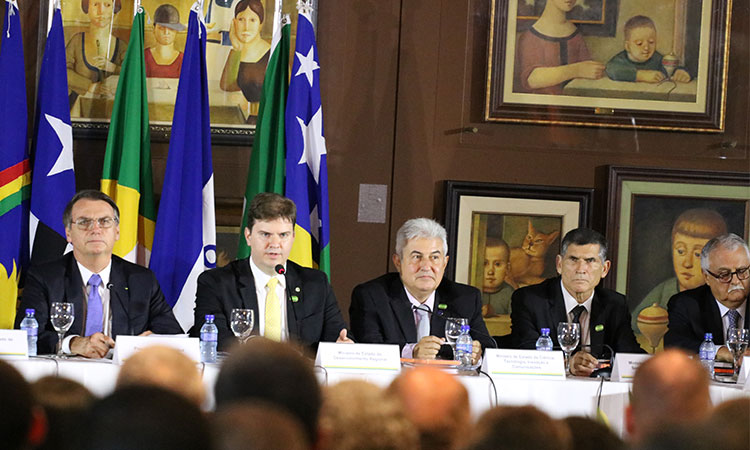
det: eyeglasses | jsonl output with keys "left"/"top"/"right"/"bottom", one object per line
{"left": 705, "top": 267, "right": 750, "bottom": 283}
{"left": 72, "top": 217, "right": 118, "bottom": 230}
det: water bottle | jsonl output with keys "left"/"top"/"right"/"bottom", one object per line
{"left": 200, "top": 314, "right": 218, "bottom": 363}
{"left": 20, "top": 309, "right": 38, "bottom": 356}
{"left": 535, "top": 327, "right": 553, "bottom": 351}
{"left": 455, "top": 324, "right": 473, "bottom": 369}
{"left": 698, "top": 333, "right": 716, "bottom": 378}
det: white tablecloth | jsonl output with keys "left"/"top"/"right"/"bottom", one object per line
{"left": 9, "top": 357, "right": 749, "bottom": 438}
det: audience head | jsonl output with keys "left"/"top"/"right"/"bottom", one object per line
{"left": 626, "top": 349, "right": 711, "bottom": 443}
{"left": 563, "top": 416, "right": 625, "bottom": 450}
{"left": 117, "top": 345, "right": 204, "bottom": 406}
{"left": 670, "top": 209, "right": 727, "bottom": 291}
{"left": 320, "top": 380, "right": 418, "bottom": 450}
{"left": 557, "top": 228, "right": 611, "bottom": 300}
{"left": 214, "top": 339, "right": 321, "bottom": 446}
{"left": 31, "top": 376, "right": 95, "bottom": 450}
{"left": 83, "top": 385, "right": 211, "bottom": 450}
{"left": 703, "top": 397, "right": 749, "bottom": 450}
{"left": 388, "top": 367, "right": 469, "bottom": 450}
{"left": 393, "top": 218, "right": 449, "bottom": 302}
{"left": 699, "top": 233, "right": 750, "bottom": 310}
{"left": 212, "top": 402, "right": 309, "bottom": 450}
{"left": 0, "top": 360, "right": 46, "bottom": 450}
{"left": 467, "top": 405, "right": 571, "bottom": 450}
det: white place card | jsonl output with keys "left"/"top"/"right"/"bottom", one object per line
{"left": 740, "top": 359, "right": 749, "bottom": 389}
{"left": 480, "top": 349, "right": 566, "bottom": 380}
{"left": 611, "top": 353, "right": 651, "bottom": 382}
{"left": 112, "top": 335, "right": 199, "bottom": 365}
{"left": 315, "top": 343, "right": 401, "bottom": 373}
{"left": 0, "top": 329, "right": 29, "bottom": 359}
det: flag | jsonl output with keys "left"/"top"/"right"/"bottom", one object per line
{"left": 237, "top": 12, "right": 290, "bottom": 258}
{"left": 0, "top": 0, "right": 30, "bottom": 328}
{"left": 285, "top": 3, "right": 331, "bottom": 277}
{"left": 150, "top": 3, "right": 215, "bottom": 332}
{"left": 29, "top": 2, "right": 75, "bottom": 267}
{"left": 100, "top": 7, "right": 156, "bottom": 265}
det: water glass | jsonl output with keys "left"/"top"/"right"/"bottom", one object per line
{"left": 445, "top": 317, "right": 468, "bottom": 347}
{"left": 230, "top": 309, "right": 255, "bottom": 344}
{"left": 50, "top": 302, "right": 74, "bottom": 358}
{"left": 557, "top": 322, "right": 580, "bottom": 375}
{"left": 726, "top": 327, "right": 749, "bottom": 382}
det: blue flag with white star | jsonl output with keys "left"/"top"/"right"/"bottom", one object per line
{"left": 29, "top": 3, "right": 76, "bottom": 267}
{"left": 285, "top": 5, "right": 330, "bottom": 277}
{"left": 150, "top": 4, "right": 216, "bottom": 332}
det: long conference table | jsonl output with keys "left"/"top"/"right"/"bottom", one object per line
{"left": 9, "top": 356, "right": 749, "bottom": 438}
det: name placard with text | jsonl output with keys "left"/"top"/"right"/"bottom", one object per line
{"left": 315, "top": 343, "right": 401, "bottom": 373}
{"left": 0, "top": 330, "right": 28, "bottom": 359}
{"left": 481, "top": 349, "right": 566, "bottom": 380}
{"left": 113, "top": 335, "right": 199, "bottom": 365}
{"left": 611, "top": 353, "right": 651, "bottom": 382}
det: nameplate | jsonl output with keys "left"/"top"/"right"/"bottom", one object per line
{"left": 741, "top": 359, "right": 749, "bottom": 389}
{"left": 611, "top": 353, "right": 651, "bottom": 382}
{"left": 112, "top": 335, "right": 199, "bottom": 365}
{"left": 0, "top": 330, "right": 28, "bottom": 359}
{"left": 480, "top": 349, "right": 566, "bottom": 380}
{"left": 314, "top": 343, "right": 401, "bottom": 373}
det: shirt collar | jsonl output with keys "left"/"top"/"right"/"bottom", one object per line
{"left": 249, "top": 257, "right": 286, "bottom": 289}
{"left": 560, "top": 279, "right": 593, "bottom": 314}
{"left": 404, "top": 286, "right": 436, "bottom": 314}
{"left": 714, "top": 297, "right": 747, "bottom": 321}
{"left": 77, "top": 259, "right": 112, "bottom": 287}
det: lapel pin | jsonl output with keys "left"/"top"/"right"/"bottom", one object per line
{"left": 295, "top": 287, "right": 301, "bottom": 292}
{"left": 438, "top": 304, "right": 447, "bottom": 310}
{"left": 595, "top": 324, "right": 604, "bottom": 332}
{"left": 291, "top": 295, "right": 299, "bottom": 302}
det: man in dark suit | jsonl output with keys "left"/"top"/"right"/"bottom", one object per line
{"left": 665, "top": 233, "right": 750, "bottom": 362}
{"left": 511, "top": 228, "right": 642, "bottom": 376}
{"left": 350, "top": 218, "right": 493, "bottom": 364}
{"left": 17, "top": 190, "right": 181, "bottom": 357}
{"left": 192, "top": 193, "right": 350, "bottom": 350}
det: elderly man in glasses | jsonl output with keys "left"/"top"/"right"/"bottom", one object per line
{"left": 16, "top": 190, "right": 181, "bottom": 358}
{"left": 665, "top": 233, "right": 750, "bottom": 362}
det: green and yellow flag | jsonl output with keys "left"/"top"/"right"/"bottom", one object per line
{"left": 101, "top": 7, "right": 156, "bottom": 265}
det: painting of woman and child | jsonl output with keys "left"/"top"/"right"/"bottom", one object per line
{"left": 488, "top": 0, "right": 728, "bottom": 128}
{"left": 61, "top": 0, "right": 293, "bottom": 128}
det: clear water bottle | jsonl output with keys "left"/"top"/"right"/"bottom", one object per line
{"left": 20, "top": 309, "right": 38, "bottom": 356}
{"left": 698, "top": 333, "right": 716, "bottom": 379}
{"left": 455, "top": 324, "right": 473, "bottom": 369}
{"left": 200, "top": 314, "right": 218, "bottom": 363}
{"left": 535, "top": 327, "right": 553, "bottom": 351}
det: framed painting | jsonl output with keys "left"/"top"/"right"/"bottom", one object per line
{"left": 605, "top": 166, "right": 750, "bottom": 351}
{"left": 44, "top": 0, "right": 302, "bottom": 143}
{"left": 485, "top": 0, "right": 732, "bottom": 132}
{"left": 444, "top": 181, "right": 593, "bottom": 335}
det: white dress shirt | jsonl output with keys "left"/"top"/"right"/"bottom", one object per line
{"left": 401, "top": 289, "right": 436, "bottom": 358}
{"left": 63, "top": 261, "right": 112, "bottom": 354}
{"left": 714, "top": 298, "right": 747, "bottom": 342}
{"left": 249, "top": 258, "right": 289, "bottom": 341}
{"left": 561, "top": 279, "right": 593, "bottom": 347}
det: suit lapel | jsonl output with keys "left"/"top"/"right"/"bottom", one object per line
{"left": 284, "top": 263, "right": 302, "bottom": 339}
{"left": 64, "top": 255, "right": 86, "bottom": 336}
{"left": 388, "top": 277, "right": 418, "bottom": 342}
{"left": 236, "top": 260, "right": 260, "bottom": 334}
{"left": 589, "top": 291, "right": 605, "bottom": 354}
{"left": 549, "top": 280, "right": 568, "bottom": 327}
{"left": 108, "top": 257, "right": 131, "bottom": 336}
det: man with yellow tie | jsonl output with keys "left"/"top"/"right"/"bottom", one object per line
{"left": 192, "top": 193, "right": 351, "bottom": 350}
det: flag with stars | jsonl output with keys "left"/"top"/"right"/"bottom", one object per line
{"left": 29, "top": 2, "right": 75, "bottom": 267}
{"left": 150, "top": 3, "right": 215, "bottom": 332}
{"left": 285, "top": 4, "right": 330, "bottom": 276}
{"left": 0, "top": 0, "right": 30, "bottom": 328}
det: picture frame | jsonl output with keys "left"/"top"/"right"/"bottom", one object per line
{"left": 443, "top": 181, "right": 593, "bottom": 335}
{"left": 605, "top": 166, "right": 750, "bottom": 349}
{"left": 43, "top": 0, "right": 303, "bottom": 144}
{"left": 485, "top": 0, "right": 732, "bottom": 132}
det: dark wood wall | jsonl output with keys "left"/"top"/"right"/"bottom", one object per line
{"left": 11, "top": 0, "right": 750, "bottom": 321}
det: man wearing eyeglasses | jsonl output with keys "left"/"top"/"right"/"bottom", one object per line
{"left": 16, "top": 190, "right": 181, "bottom": 357}
{"left": 665, "top": 233, "right": 750, "bottom": 361}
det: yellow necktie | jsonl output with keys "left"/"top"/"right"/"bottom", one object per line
{"left": 265, "top": 277, "right": 281, "bottom": 341}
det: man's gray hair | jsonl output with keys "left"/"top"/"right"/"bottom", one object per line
{"left": 700, "top": 233, "right": 750, "bottom": 271}
{"left": 394, "top": 218, "right": 448, "bottom": 257}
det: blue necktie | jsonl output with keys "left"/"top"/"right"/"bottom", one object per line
{"left": 85, "top": 274, "right": 103, "bottom": 336}
{"left": 727, "top": 309, "right": 741, "bottom": 331}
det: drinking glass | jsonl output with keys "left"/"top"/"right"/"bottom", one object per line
{"left": 445, "top": 318, "right": 468, "bottom": 347}
{"left": 726, "top": 328, "right": 749, "bottom": 382}
{"left": 557, "top": 322, "right": 580, "bottom": 375}
{"left": 50, "top": 302, "right": 74, "bottom": 358}
{"left": 230, "top": 309, "right": 255, "bottom": 344}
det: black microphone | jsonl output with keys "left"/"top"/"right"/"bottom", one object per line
{"left": 274, "top": 265, "right": 286, "bottom": 275}
{"left": 413, "top": 304, "right": 498, "bottom": 349}
{"left": 274, "top": 264, "right": 296, "bottom": 330}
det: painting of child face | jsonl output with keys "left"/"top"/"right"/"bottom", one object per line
{"left": 625, "top": 26, "right": 657, "bottom": 63}
{"left": 483, "top": 246, "right": 509, "bottom": 293}
{"left": 672, "top": 232, "right": 710, "bottom": 291}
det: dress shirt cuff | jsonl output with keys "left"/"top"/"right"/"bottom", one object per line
{"left": 401, "top": 343, "right": 416, "bottom": 359}
{"left": 62, "top": 335, "right": 77, "bottom": 355}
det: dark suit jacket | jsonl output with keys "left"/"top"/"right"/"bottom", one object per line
{"left": 16, "top": 253, "right": 182, "bottom": 354}
{"left": 349, "top": 273, "right": 495, "bottom": 351}
{"left": 510, "top": 277, "right": 643, "bottom": 357}
{"left": 664, "top": 284, "right": 750, "bottom": 353}
{"left": 191, "top": 259, "right": 348, "bottom": 351}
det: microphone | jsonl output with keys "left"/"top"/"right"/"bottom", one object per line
{"left": 274, "top": 264, "right": 286, "bottom": 275}
{"left": 413, "top": 304, "right": 498, "bottom": 349}
{"left": 107, "top": 283, "right": 114, "bottom": 290}
{"left": 274, "top": 264, "right": 296, "bottom": 331}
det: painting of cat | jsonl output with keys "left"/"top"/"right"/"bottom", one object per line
{"left": 505, "top": 220, "right": 560, "bottom": 288}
